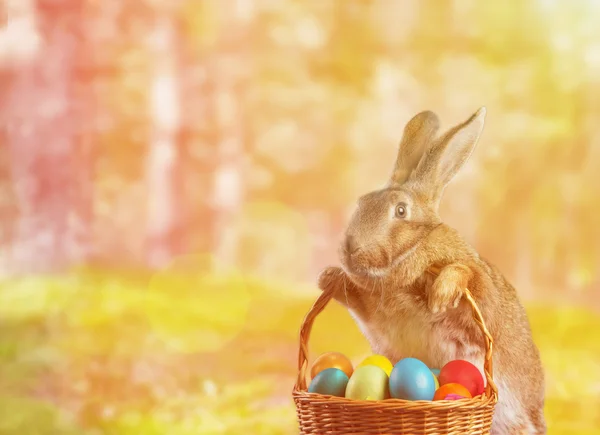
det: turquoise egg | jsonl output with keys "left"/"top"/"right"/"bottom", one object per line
{"left": 389, "top": 358, "right": 436, "bottom": 401}
{"left": 308, "top": 367, "right": 349, "bottom": 397}
{"left": 431, "top": 368, "right": 441, "bottom": 377}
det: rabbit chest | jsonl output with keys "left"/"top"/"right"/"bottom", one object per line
{"left": 348, "top": 289, "right": 484, "bottom": 371}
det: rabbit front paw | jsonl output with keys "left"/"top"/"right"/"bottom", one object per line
{"left": 428, "top": 263, "right": 472, "bottom": 314}
{"left": 317, "top": 266, "right": 345, "bottom": 292}
{"left": 316, "top": 266, "right": 367, "bottom": 315}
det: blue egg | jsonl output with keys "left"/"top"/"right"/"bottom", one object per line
{"left": 389, "top": 358, "right": 436, "bottom": 401}
{"left": 308, "top": 367, "right": 349, "bottom": 397}
{"left": 431, "top": 368, "right": 441, "bottom": 377}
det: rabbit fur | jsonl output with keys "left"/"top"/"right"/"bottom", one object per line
{"left": 318, "top": 108, "right": 546, "bottom": 434}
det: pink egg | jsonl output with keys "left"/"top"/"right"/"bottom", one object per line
{"left": 444, "top": 393, "right": 467, "bottom": 400}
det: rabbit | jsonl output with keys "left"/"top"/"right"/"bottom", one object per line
{"left": 317, "top": 108, "right": 546, "bottom": 434}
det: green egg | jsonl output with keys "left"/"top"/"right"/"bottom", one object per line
{"left": 345, "top": 365, "right": 390, "bottom": 401}
{"left": 308, "top": 368, "right": 349, "bottom": 397}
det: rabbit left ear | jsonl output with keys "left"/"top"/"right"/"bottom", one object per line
{"left": 388, "top": 110, "right": 440, "bottom": 186}
{"left": 412, "top": 107, "right": 486, "bottom": 201}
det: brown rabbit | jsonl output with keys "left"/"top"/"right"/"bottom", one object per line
{"left": 318, "top": 108, "right": 546, "bottom": 434}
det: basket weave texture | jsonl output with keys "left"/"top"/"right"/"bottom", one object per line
{"left": 292, "top": 271, "right": 498, "bottom": 435}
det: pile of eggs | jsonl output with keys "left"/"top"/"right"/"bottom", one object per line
{"left": 308, "top": 352, "right": 484, "bottom": 401}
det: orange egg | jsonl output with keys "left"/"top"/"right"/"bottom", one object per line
{"left": 310, "top": 352, "right": 353, "bottom": 379}
{"left": 433, "top": 383, "right": 472, "bottom": 401}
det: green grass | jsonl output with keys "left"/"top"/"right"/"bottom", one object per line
{"left": 0, "top": 271, "right": 598, "bottom": 434}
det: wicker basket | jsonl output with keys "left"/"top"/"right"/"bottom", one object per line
{"left": 292, "top": 277, "right": 498, "bottom": 435}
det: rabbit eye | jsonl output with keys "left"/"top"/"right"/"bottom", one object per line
{"left": 395, "top": 203, "right": 408, "bottom": 218}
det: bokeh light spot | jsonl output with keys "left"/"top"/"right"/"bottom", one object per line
{"left": 146, "top": 254, "right": 251, "bottom": 353}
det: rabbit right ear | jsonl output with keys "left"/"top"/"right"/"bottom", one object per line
{"left": 388, "top": 110, "right": 440, "bottom": 187}
{"left": 410, "top": 107, "right": 486, "bottom": 204}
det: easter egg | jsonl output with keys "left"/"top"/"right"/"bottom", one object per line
{"left": 439, "top": 360, "right": 484, "bottom": 397}
{"left": 308, "top": 368, "right": 349, "bottom": 397}
{"left": 356, "top": 355, "right": 394, "bottom": 376}
{"left": 433, "top": 383, "right": 472, "bottom": 401}
{"left": 444, "top": 394, "right": 466, "bottom": 400}
{"left": 433, "top": 373, "right": 439, "bottom": 390}
{"left": 345, "top": 365, "right": 390, "bottom": 401}
{"left": 431, "top": 368, "right": 440, "bottom": 389}
{"left": 310, "top": 352, "right": 353, "bottom": 379}
{"left": 389, "top": 358, "right": 436, "bottom": 401}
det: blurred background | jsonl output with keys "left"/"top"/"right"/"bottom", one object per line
{"left": 0, "top": 0, "right": 599, "bottom": 434}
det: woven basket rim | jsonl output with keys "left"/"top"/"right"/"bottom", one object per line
{"left": 292, "top": 388, "right": 497, "bottom": 410}
{"left": 294, "top": 265, "right": 499, "bottom": 404}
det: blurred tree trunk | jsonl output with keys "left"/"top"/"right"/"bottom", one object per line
{"left": 195, "top": 55, "right": 219, "bottom": 255}
{"left": 145, "top": 12, "right": 185, "bottom": 268}
{"left": 71, "top": 1, "right": 97, "bottom": 266}
{"left": 200, "top": 0, "right": 253, "bottom": 268}
{"left": 4, "top": 0, "right": 88, "bottom": 273}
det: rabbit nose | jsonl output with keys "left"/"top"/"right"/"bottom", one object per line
{"left": 345, "top": 235, "right": 360, "bottom": 254}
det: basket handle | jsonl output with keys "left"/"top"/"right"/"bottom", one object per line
{"left": 295, "top": 268, "right": 498, "bottom": 399}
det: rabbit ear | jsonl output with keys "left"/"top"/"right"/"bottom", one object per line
{"left": 412, "top": 107, "right": 486, "bottom": 202}
{"left": 388, "top": 110, "right": 440, "bottom": 186}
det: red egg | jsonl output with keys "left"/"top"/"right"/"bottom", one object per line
{"left": 438, "top": 360, "right": 485, "bottom": 397}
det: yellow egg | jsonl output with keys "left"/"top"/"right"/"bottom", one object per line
{"left": 345, "top": 365, "right": 390, "bottom": 401}
{"left": 431, "top": 369, "right": 440, "bottom": 389}
{"left": 356, "top": 355, "right": 394, "bottom": 376}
